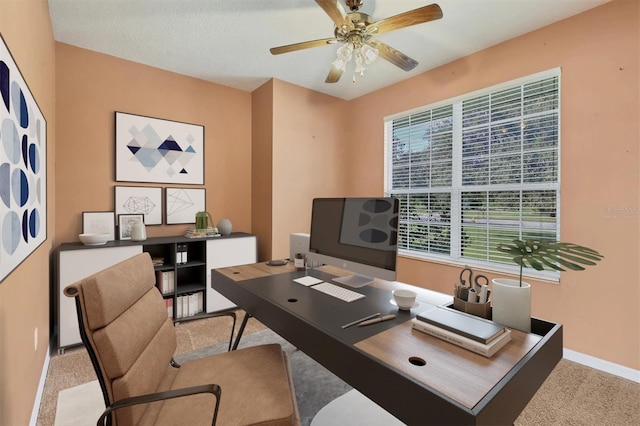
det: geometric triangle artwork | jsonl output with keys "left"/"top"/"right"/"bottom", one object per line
{"left": 166, "top": 188, "right": 196, "bottom": 216}
{"left": 126, "top": 128, "right": 199, "bottom": 175}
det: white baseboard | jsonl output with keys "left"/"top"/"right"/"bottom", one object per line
{"left": 29, "top": 345, "right": 51, "bottom": 426}
{"left": 563, "top": 348, "right": 640, "bottom": 383}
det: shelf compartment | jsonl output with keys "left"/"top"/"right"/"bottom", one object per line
{"left": 177, "top": 282, "right": 206, "bottom": 295}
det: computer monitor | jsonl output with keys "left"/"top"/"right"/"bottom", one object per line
{"left": 307, "top": 197, "right": 399, "bottom": 288}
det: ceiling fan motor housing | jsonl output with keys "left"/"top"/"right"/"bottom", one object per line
{"left": 334, "top": 12, "right": 375, "bottom": 46}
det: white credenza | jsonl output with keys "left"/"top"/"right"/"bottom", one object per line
{"left": 206, "top": 236, "right": 257, "bottom": 312}
{"left": 57, "top": 232, "right": 257, "bottom": 350}
{"left": 58, "top": 245, "right": 142, "bottom": 349}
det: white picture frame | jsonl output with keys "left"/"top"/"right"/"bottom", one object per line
{"left": 114, "top": 185, "right": 162, "bottom": 225}
{"left": 118, "top": 214, "right": 144, "bottom": 240}
{"left": 165, "top": 187, "right": 205, "bottom": 225}
{"left": 82, "top": 211, "right": 116, "bottom": 240}
{"left": 115, "top": 111, "right": 204, "bottom": 185}
{"left": 0, "top": 34, "right": 48, "bottom": 284}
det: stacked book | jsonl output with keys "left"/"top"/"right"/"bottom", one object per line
{"left": 411, "top": 306, "right": 511, "bottom": 358}
{"left": 185, "top": 227, "right": 220, "bottom": 238}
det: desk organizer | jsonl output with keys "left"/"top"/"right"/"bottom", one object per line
{"left": 452, "top": 297, "right": 492, "bottom": 320}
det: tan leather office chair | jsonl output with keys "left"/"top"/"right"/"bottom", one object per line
{"left": 64, "top": 252, "right": 300, "bottom": 426}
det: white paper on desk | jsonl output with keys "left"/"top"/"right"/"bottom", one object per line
{"left": 294, "top": 276, "right": 323, "bottom": 287}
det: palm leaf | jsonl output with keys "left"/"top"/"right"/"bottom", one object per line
{"left": 497, "top": 239, "right": 603, "bottom": 284}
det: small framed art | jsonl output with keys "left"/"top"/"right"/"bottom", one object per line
{"left": 165, "top": 188, "right": 205, "bottom": 225}
{"left": 118, "top": 214, "right": 144, "bottom": 240}
{"left": 114, "top": 186, "right": 162, "bottom": 225}
{"left": 82, "top": 211, "right": 116, "bottom": 240}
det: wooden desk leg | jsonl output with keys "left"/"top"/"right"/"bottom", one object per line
{"left": 232, "top": 313, "right": 252, "bottom": 350}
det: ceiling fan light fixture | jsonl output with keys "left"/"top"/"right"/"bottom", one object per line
{"left": 361, "top": 43, "right": 378, "bottom": 64}
{"left": 332, "top": 43, "right": 354, "bottom": 72}
{"left": 332, "top": 39, "right": 379, "bottom": 83}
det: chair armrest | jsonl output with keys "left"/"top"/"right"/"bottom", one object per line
{"left": 97, "top": 383, "right": 221, "bottom": 426}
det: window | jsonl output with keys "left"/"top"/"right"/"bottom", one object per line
{"left": 385, "top": 69, "right": 560, "bottom": 277}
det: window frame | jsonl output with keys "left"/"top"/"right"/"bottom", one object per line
{"left": 384, "top": 68, "right": 562, "bottom": 281}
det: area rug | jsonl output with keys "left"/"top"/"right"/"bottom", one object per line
{"left": 54, "top": 380, "right": 103, "bottom": 425}
{"left": 311, "top": 389, "right": 404, "bottom": 426}
{"left": 54, "top": 328, "right": 353, "bottom": 426}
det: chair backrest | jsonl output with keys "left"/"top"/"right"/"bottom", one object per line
{"left": 64, "top": 252, "right": 177, "bottom": 425}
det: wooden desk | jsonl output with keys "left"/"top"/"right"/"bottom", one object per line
{"left": 211, "top": 264, "right": 562, "bottom": 425}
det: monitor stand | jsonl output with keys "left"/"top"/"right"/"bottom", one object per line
{"left": 332, "top": 274, "right": 373, "bottom": 288}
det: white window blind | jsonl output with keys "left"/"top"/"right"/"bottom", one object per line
{"left": 385, "top": 70, "right": 560, "bottom": 274}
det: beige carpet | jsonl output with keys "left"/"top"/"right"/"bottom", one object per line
{"left": 38, "top": 313, "right": 639, "bottom": 426}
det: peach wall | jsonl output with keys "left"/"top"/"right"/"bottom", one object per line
{"left": 55, "top": 44, "right": 253, "bottom": 245}
{"left": 270, "top": 79, "right": 349, "bottom": 259}
{"left": 0, "top": 1, "right": 55, "bottom": 424}
{"left": 251, "top": 81, "right": 274, "bottom": 260}
{"left": 1, "top": 2, "right": 637, "bottom": 422}
{"left": 347, "top": 0, "right": 639, "bottom": 369}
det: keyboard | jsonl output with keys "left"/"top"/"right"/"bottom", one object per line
{"left": 311, "top": 282, "right": 365, "bottom": 303}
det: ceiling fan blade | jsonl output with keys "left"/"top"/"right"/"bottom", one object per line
{"left": 316, "top": 0, "right": 352, "bottom": 29}
{"left": 325, "top": 65, "right": 344, "bottom": 83}
{"left": 270, "top": 38, "right": 337, "bottom": 55}
{"left": 368, "top": 40, "right": 418, "bottom": 71}
{"left": 370, "top": 4, "right": 443, "bottom": 35}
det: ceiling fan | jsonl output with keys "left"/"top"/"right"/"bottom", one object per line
{"left": 270, "top": 0, "right": 443, "bottom": 83}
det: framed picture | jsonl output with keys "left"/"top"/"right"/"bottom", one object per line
{"left": 118, "top": 214, "right": 144, "bottom": 240}
{"left": 0, "top": 34, "right": 48, "bottom": 284}
{"left": 165, "top": 187, "right": 205, "bottom": 225}
{"left": 114, "top": 186, "right": 162, "bottom": 225}
{"left": 115, "top": 111, "right": 204, "bottom": 185}
{"left": 82, "top": 212, "right": 115, "bottom": 240}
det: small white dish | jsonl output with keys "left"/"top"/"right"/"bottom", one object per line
{"left": 389, "top": 299, "right": 419, "bottom": 310}
{"left": 79, "top": 233, "right": 110, "bottom": 245}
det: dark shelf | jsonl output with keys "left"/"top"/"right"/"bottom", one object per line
{"left": 176, "top": 260, "right": 206, "bottom": 268}
{"left": 154, "top": 264, "right": 174, "bottom": 272}
{"left": 177, "top": 282, "right": 206, "bottom": 295}
{"left": 173, "top": 312, "right": 209, "bottom": 322}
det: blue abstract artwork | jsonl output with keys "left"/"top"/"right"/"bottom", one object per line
{"left": 115, "top": 112, "right": 204, "bottom": 184}
{"left": 0, "top": 34, "right": 47, "bottom": 284}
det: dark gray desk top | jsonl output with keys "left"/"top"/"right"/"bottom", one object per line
{"left": 239, "top": 268, "right": 437, "bottom": 345}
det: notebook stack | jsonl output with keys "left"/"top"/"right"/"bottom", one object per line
{"left": 411, "top": 306, "right": 511, "bottom": 358}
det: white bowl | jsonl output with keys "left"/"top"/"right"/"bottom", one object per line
{"left": 392, "top": 289, "right": 418, "bottom": 310}
{"left": 79, "top": 233, "right": 110, "bottom": 246}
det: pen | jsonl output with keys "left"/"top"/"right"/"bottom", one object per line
{"left": 357, "top": 314, "right": 396, "bottom": 327}
{"left": 341, "top": 313, "right": 380, "bottom": 329}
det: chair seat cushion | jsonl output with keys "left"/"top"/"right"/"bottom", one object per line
{"left": 148, "top": 344, "right": 299, "bottom": 426}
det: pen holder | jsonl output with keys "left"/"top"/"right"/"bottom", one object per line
{"left": 452, "top": 297, "right": 492, "bottom": 320}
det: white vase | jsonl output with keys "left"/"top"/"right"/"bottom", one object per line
{"left": 218, "top": 219, "right": 232, "bottom": 236}
{"left": 130, "top": 222, "right": 147, "bottom": 241}
{"left": 491, "top": 278, "right": 531, "bottom": 333}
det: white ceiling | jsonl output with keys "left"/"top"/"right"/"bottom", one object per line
{"left": 48, "top": 0, "right": 610, "bottom": 101}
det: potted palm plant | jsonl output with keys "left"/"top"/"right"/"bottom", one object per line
{"left": 492, "top": 240, "right": 604, "bottom": 332}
